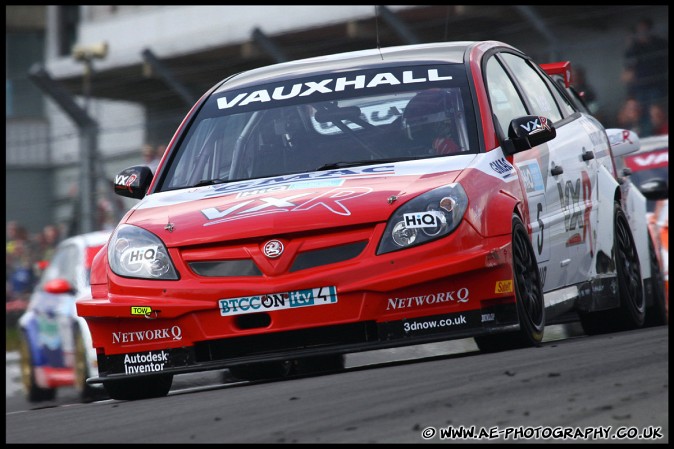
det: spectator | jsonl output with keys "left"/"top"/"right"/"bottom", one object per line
{"left": 572, "top": 66, "right": 599, "bottom": 114}
{"left": 33, "top": 224, "right": 61, "bottom": 274}
{"left": 6, "top": 221, "right": 31, "bottom": 258}
{"left": 155, "top": 144, "right": 167, "bottom": 162}
{"left": 7, "top": 238, "right": 35, "bottom": 302}
{"left": 6, "top": 220, "right": 22, "bottom": 253}
{"left": 142, "top": 143, "right": 161, "bottom": 173}
{"left": 621, "top": 17, "right": 668, "bottom": 132}
{"left": 649, "top": 101, "right": 669, "bottom": 136}
{"left": 616, "top": 98, "right": 645, "bottom": 135}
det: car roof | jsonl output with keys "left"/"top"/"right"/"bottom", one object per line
{"left": 215, "top": 40, "right": 516, "bottom": 93}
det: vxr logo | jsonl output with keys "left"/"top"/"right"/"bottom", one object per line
{"left": 557, "top": 171, "right": 593, "bottom": 255}
{"left": 201, "top": 187, "right": 372, "bottom": 225}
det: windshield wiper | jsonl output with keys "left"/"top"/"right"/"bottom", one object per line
{"left": 316, "top": 158, "right": 417, "bottom": 171}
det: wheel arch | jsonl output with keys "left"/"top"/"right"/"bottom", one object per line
{"left": 465, "top": 188, "right": 527, "bottom": 237}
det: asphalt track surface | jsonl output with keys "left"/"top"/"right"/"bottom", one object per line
{"left": 5, "top": 325, "right": 668, "bottom": 443}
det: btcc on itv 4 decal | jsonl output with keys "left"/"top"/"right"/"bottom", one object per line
{"left": 74, "top": 40, "right": 665, "bottom": 401}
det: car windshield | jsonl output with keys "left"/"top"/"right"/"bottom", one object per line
{"left": 156, "top": 64, "right": 478, "bottom": 191}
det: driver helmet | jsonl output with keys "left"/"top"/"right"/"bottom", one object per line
{"left": 402, "top": 89, "right": 454, "bottom": 147}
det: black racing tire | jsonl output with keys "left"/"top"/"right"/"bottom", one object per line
{"left": 103, "top": 374, "right": 173, "bottom": 401}
{"left": 475, "top": 215, "right": 545, "bottom": 352}
{"left": 613, "top": 203, "right": 646, "bottom": 328}
{"left": 644, "top": 233, "right": 667, "bottom": 326}
{"left": 74, "top": 328, "right": 108, "bottom": 402}
{"left": 19, "top": 332, "right": 56, "bottom": 402}
{"left": 579, "top": 203, "right": 645, "bottom": 335}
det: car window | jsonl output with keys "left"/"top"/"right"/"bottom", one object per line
{"left": 499, "top": 53, "right": 563, "bottom": 122}
{"left": 485, "top": 56, "right": 528, "bottom": 135}
{"left": 38, "top": 243, "right": 80, "bottom": 288}
{"left": 548, "top": 76, "right": 577, "bottom": 117}
{"left": 157, "top": 64, "right": 479, "bottom": 191}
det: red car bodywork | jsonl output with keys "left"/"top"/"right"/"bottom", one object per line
{"left": 76, "top": 41, "right": 649, "bottom": 398}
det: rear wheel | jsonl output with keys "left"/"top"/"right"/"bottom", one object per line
{"left": 19, "top": 332, "right": 56, "bottom": 402}
{"left": 644, "top": 234, "right": 667, "bottom": 326}
{"left": 580, "top": 203, "right": 645, "bottom": 334}
{"left": 475, "top": 215, "right": 545, "bottom": 352}
{"left": 103, "top": 374, "right": 173, "bottom": 401}
{"left": 614, "top": 204, "right": 646, "bottom": 327}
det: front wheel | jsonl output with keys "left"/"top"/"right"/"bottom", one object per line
{"left": 475, "top": 215, "right": 545, "bottom": 352}
{"left": 103, "top": 374, "right": 173, "bottom": 401}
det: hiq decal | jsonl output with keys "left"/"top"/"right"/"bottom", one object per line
{"left": 124, "top": 246, "right": 160, "bottom": 264}
{"left": 403, "top": 211, "right": 444, "bottom": 228}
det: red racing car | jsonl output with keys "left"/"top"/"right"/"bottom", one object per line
{"left": 77, "top": 40, "right": 652, "bottom": 400}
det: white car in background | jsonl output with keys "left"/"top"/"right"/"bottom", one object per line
{"left": 613, "top": 134, "right": 669, "bottom": 324}
{"left": 18, "top": 231, "right": 112, "bottom": 402}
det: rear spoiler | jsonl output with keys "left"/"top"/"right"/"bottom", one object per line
{"left": 540, "top": 61, "right": 572, "bottom": 88}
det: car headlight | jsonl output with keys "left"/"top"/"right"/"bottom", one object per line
{"left": 108, "top": 224, "right": 179, "bottom": 280}
{"left": 377, "top": 183, "right": 468, "bottom": 255}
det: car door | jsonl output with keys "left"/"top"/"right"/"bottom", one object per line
{"left": 484, "top": 53, "right": 557, "bottom": 292}
{"left": 500, "top": 52, "right": 599, "bottom": 289}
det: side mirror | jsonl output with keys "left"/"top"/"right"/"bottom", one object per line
{"left": 639, "top": 178, "right": 669, "bottom": 201}
{"left": 114, "top": 165, "right": 153, "bottom": 199}
{"left": 606, "top": 128, "right": 640, "bottom": 157}
{"left": 503, "top": 116, "right": 556, "bottom": 155}
{"left": 44, "top": 278, "right": 74, "bottom": 294}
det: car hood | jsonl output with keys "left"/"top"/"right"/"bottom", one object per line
{"left": 125, "top": 156, "right": 475, "bottom": 247}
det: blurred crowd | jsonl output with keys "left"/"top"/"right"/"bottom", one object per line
{"left": 142, "top": 143, "right": 166, "bottom": 174}
{"left": 6, "top": 221, "right": 63, "bottom": 311}
{"left": 572, "top": 17, "right": 667, "bottom": 138}
{"left": 6, "top": 142, "right": 167, "bottom": 312}
{"left": 615, "top": 17, "right": 668, "bottom": 137}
